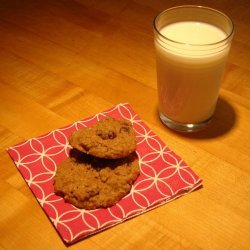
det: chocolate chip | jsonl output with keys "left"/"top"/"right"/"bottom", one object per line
{"left": 97, "top": 130, "right": 116, "bottom": 140}
{"left": 100, "top": 133, "right": 110, "bottom": 140}
{"left": 108, "top": 131, "right": 116, "bottom": 139}
{"left": 80, "top": 143, "right": 90, "bottom": 152}
{"left": 96, "top": 130, "right": 102, "bottom": 136}
{"left": 119, "top": 125, "right": 130, "bottom": 133}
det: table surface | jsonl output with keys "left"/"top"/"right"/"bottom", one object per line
{"left": 0, "top": 0, "right": 249, "bottom": 249}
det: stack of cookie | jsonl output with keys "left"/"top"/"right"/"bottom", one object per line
{"left": 54, "top": 117, "right": 140, "bottom": 210}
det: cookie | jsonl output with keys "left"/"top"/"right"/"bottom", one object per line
{"left": 54, "top": 150, "right": 140, "bottom": 210}
{"left": 69, "top": 117, "right": 137, "bottom": 159}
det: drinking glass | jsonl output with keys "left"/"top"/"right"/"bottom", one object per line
{"left": 153, "top": 5, "right": 234, "bottom": 132}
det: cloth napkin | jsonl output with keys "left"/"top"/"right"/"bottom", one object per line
{"left": 7, "top": 103, "right": 202, "bottom": 244}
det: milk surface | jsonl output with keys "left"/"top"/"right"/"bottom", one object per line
{"left": 155, "top": 21, "right": 230, "bottom": 123}
{"left": 161, "top": 21, "right": 226, "bottom": 45}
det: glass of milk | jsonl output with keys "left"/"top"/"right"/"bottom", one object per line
{"left": 153, "top": 6, "right": 234, "bottom": 132}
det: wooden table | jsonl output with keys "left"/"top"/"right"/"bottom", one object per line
{"left": 0, "top": 1, "right": 249, "bottom": 249}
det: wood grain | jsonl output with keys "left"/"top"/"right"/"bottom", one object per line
{"left": 0, "top": 1, "right": 249, "bottom": 249}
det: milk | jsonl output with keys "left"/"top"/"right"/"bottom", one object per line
{"left": 155, "top": 21, "right": 230, "bottom": 124}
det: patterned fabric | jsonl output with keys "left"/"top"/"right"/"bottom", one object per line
{"left": 7, "top": 103, "right": 202, "bottom": 244}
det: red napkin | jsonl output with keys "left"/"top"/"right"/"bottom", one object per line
{"left": 7, "top": 103, "right": 202, "bottom": 244}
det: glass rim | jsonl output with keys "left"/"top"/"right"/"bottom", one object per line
{"left": 153, "top": 5, "right": 235, "bottom": 47}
